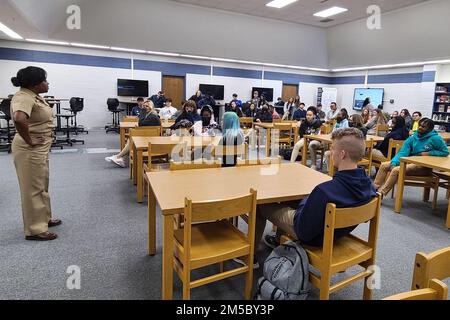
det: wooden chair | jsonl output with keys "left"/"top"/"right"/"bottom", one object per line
{"left": 169, "top": 159, "right": 222, "bottom": 171}
{"left": 239, "top": 117, "right": 254, "bottom": 131}
{"left": 281, "top": 194, "right": 382, "bottom": 300}
{"left": 320, "top": 124, "right": 332, "bottom": 135}
{"left": 384, "top": 279, "right": 448, "bottom": 300}
{"left": 272, "top": 123, "right": 294, "bottom": 149}
{"left": 212, "top": 143, "right": 248, "bottom": 163}
{"left": 128, "top": 126, "right": 162, "bottom": 180}
{"left": 411, "top": 246, "right": 450, "bottom": 291}
{"left": 375, "top": 124, "right": 390, "bottom": 136}
{"left": 390, "top": 169, "right": 440, "bottom": 203}
{"left": 122, "top": 116, "right": 139, "bottom": 123}
{"left": 432, "top": 171, "right": 450, "bottom": 210}
{"left": 372, "top": 139, "right": 404, "bottom": 170}
{"left": 358, "top": 139, "right": 375, "bottom": 176}
{"left": 236, "top": 156, "right": 282, "bottom": 167}
{"left": 173, "top": 189, "right": 257, "bottom": 300}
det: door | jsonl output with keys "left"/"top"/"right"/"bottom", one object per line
{"left": 282, "top": 84, "right": 299, "bottom": 102}
{"left": 162, "top": 76, "right": 185, "bottom": 109}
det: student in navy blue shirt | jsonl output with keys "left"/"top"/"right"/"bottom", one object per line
{"left": 131, "top": 97, "right": 145, "bottom": 116}
{"left": 230, "top": 93, "right": 242, "bottom": 109}
{"left": 371, "top": 116, "right": 409, "bottom": 159}
{"left": 293, "top": 103, "right": 307, "bottom": 121}
{"left": 255, "top": 128, "right": 377, "bottom": 250}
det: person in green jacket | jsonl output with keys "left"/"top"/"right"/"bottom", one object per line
{"left": 374, "top": 118, "right": 449, "bottom": 196}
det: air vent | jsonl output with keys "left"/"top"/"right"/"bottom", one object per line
{"left": 320, "top": 18, "right": 334, "bottom": 23}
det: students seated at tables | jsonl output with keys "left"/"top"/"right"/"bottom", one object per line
{"left": 254, "top": 128, "right": 377, "bottom": 257}
{"left": 361, "top": 107, "right": 371, "bottom": 124}
{"left": 227, "top": 100, "right": 244, "bottom": 117}
{"left": 105, "top": 101, "right": 161, "bottom": 168}
{"left": 365, "top": 108, "right": 387, "bottom": 135}
{"left": 411, "top": 111, "right": 422, "bottom": 134}
{"left": 244, "top": 102, "right": 257, "bottom": 118}
{"left": 269, "top": 105, "right": 281, "bottom": 120}
{"left": 290, "top": 107, "right": 321, "bottom": 163}
{"left": 373, "top": 118, "right": 449, "bottom": 197}
{"left": 400, "top": 109, "right": 413, "bottom": 130}
{"left": 230, "top": 93, "right": 242, "bottom": 109}
{"left": 274, "top": 97, "right": 285, "bottom": 116}
{"left": 159, "top": 98, "right": 178, "bottom": 120}
{"left": 332, "top": 108, "right": 349, "bottom": 132}
{"left": 283, "top": 97, "right": 296, "bottom": 120}
{"left": 220, "top": 112, "right": 244, "bottom": 167}
{"left": 131, "top": 97, "right": 145, "bottom": 116}
{"left": 251, "top": 90, "right": 261, "bottom": 109}
{"left": 174, "top": 100, "right": 201, "bottom": 125}
{"left": 254, "top": 104, "right": 273, "bottom": 123}
{"left": 189, "top": 90, "right": 203, "bottom": 107}
{"left": 349, "top": 114, "right": 368, "bottom": 137}
{"left": 326, "top": 102, "right": 339, "bottom": 122}
{"left": 193, "top": 105, "right": 220, "bottom": 137}
{"left": 371, "top": 116, "right": 409, "bottom": 159}
{"left": 149, "top": 91, "right": 167, "bottom": 108}
{"left": 387, "top": 111, "right": 399, "bottom": 127}
{"left": 293, "top": 103, "right": 307, "bottom": 121}
{"left": 316, "top": 103, "right": 326, "bottom": 121}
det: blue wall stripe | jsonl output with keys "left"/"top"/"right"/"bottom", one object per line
{"left": 0, "top": 47, "right": 131, "bottom": 69}
{"left": 213, "top": 67, "right": 262, "bottom": 79}
{"left": 422, "top": 71, "right": 436, "bottom": 82}
{"left": 133, "top": 59, "right": 210, "bottom": 76}
{"left": 368, "top": 73, "right": 424, "bottom": 84}
{"left": 330, "top": 76, "right": 366, "bottom": 85}
{"left": 264, "top": 72, "right": 333, "bottom": 85}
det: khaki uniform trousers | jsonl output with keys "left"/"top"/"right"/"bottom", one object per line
{"left": 12, "top": 133, "right": 53, "bottom": 236}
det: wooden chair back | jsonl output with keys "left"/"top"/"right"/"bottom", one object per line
{"left": 320, "top": 124, "right": 332, "bottom": 135}
{"left": 123, "top": 116, "right": 139, "bottom": 123}
{"left": 236, "top": 156, "right": 282, "bottom": 167}
{"left": 169, "top": 159, "right": 222, "bottom": 171}
{"left": 411, "top": 246, "right": 450, "bottom": 290}
{"left": 130, "top": 126, "right": 162, "bottom": 138}
{"left": 213, "top": 143, "right": 248, "bottom": 160}
{"left": 375, "top": 124, "right": 390, "bottom": 136}
{"left": 147, "top": 142, "right": 187, "bottom": 168}
{"left": 386, "top": 139, "right": 404, "bottom": 161}
{"left": 239, "top": 117, "right": 254, "bottom": 129}
{"left": 273, "top": 123, "right": 294, "bottom": 144}
{"left": 384, "top": 279, "right": 448, "bottom": 300}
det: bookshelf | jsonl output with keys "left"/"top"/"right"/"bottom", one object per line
{"left": 432, "top": 83, "right": 450, "bottom": 132}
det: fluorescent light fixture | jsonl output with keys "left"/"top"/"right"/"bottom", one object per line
{"left": 180, "top": 54, "right": 210, "bottom": 60}
{"left": 0, "top": 21, "right": 23, "bottom": 39}
{"left": 210, "top": 57, "right": 239, "bottom": 63}
{"left": 146, "top": 50, "right": 180, "bottom": 57}
{"left": 71, "top": 42, "right": 110, "bottom": 49}
{"left": 26, "top": 39, "right": 69, "bottom": 45}
{"left": 110, "top": 47, "right": 146, "bottom": 53}
{"left": 314, "top": 6, "right": 348, "bottom": 18}
{"left": 266, "top": 0, "right": 298, "bottom": 9}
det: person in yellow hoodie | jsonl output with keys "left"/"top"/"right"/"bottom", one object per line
{"left": 410, "top": 111, "right": 422, "bottom": 134}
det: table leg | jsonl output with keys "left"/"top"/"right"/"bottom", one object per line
{"left": 132, "top": 143, "right": 138, "bottom": 185}
{"left": 137, "top": 149, "right": 144, "bottom": 203}
{"left": 394, "top": 161, "right": 406, "bottom": 213}
{"left": 266, "top": 128, "right": 271, "bottom": 158}
{"left": 120, "top": 127, "right": 125, "bottom": 151}
{"left": 162, "top": 214, "right": 174, "bottom": 300}
{"left": 302, "top": 137, "right": 308, "bottom": 166}
{"left": 293, "top": 126, "right": 299, "bottom": 146}
{"left": 148, "top": 183, "right": 156, "bottom": 256}
{"left": 446, "top": 200, "right": 450, "bottom": 229}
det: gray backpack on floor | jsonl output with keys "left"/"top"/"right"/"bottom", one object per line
{"left": 255, "top": 241, "right": 310, "bottom": 300}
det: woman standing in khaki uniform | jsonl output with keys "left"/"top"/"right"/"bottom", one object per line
{"left": 11, "top": 66, "right": 61, "bottom": 241}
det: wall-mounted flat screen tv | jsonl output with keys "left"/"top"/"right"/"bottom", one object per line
{"left": 117, "top": 79, "right": 149, "bottom": 97}
{"left": 199, "top": 84, "right": 225, "bottom": 100}
{"left": 252, "top": 87, "right": 274, "bottom": 102}
{"left": 353, "top": 88, "right": 384, "bottom": 110}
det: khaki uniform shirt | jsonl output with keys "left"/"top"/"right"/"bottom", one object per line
{"left": 11, "top": 88, "right": 55, "bottom": 134}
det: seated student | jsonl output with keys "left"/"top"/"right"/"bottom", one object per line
{"left": 228, "top": 100, "right": 244, "bottom": 117}
{"left": 410, "top": 111, "right": 422, "bottom": 134}
{"left": 219, "top": 112, "right": 244, "bottom": 168}
{"left": 254, "top": 104, "right": 273, "bottom": 123}
{"left": 332, "top": 108, "right": 349, "bottom": 132}
{"left": 159, "top": 98, "right": 178, "bottom": 120}
{"left": 292, "top": 103, "right": 307, "bottom": 121}
{"left": 349, "top": 114, "right": 368, "bottom": 137}
{"left": 326, "top": 102, "right": 339, "bottom": 122}
{"left": 244, "top": 102, "right": 257, "bottom": 118}
{"left": 269, "top": 105, "right": 281, "bottom": 120}
{"left": 283, "top": 97, "right": 296, "bottom": 120}
{"left": 371, "top": 116, "right": 409, "bottom": 159}
{"left": 174, "top": 100, "right": 201, "bottom": 125}
{"left": 387, "top": 110, "right": 399, "bottom": 127}
{"left": 193, "top": 105, "right": 219, "bottom": 137}
{"left": 105, "top": 101, "right": 161, "bottom": 167}
{"left": 255, "top": 128, "right": 376, "bottom": 253}
{"left": 373, "top": 118, "right": 449, "bottom": 197}
{"left": 230, "top": 93, "right": 242, "bottom": 109}
{"left": 274, "top": 97, "right": 285, "bottom": 116}
{"left": 131, "top": 97, "right": 145, "bottom": 116}
{"left": 365, "top": 108, "right": 387, "bottom": 135}
{"left": 361, "top": 107, "right": 371, "bottom": 125}
{"left": 400, "top": 109, "right": 413, "bottom": 130}
{"left": 149, "top": 91, "right": 167, "bottom": 108}
{"left": 290, "top": 107, "right": 322, "bottom": 163}
{"left": 316, "top": 104, "right": 326, "bottom": 121}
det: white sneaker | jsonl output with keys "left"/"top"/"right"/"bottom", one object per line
{"left": 112, "top": 156, "right": 126, "bottom": 168}
{"left": 105, "top": 155, "right": 115, "bottom": 163}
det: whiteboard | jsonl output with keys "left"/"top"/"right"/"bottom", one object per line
{"left": 320, "top": 87, "right": 338, "bottom": 111}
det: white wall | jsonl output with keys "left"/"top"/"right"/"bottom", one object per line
{"left": 436, "top": 64, "right": 450, "bottom": 83}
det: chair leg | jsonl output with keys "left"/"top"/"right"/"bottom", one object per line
{"left": 219, "top": 262, "right": 224, "bottom": 273}
{"left": 318, "top": 271, "right": 331, "bottom": 300}
{"left": 182, "top": 270, "right": 191, "bottom": 300}
{"left": 363, "top": 276, "right": 373, "bottom": 300}
{"left": 244, "top": 255, "right": 254, "bottom": 300}
{"left": 423, "top": 187, "right": 430, "bottom": 202}
{"left": 432, "top": 185, "right": 439, "bottom": 210}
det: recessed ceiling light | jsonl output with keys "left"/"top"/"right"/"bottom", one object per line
{"left": 266, "top": 0, "right": 298, "bottom": 9}
{"left": 314, "top": 6, "right": 348, "bottom": 18}
{"left": 71, "top": 43, "right": 110, "bottom": 49}
{"left": 146, "top": 50, "right": 180, "bottom": 57}
{"left": 0, "top": 21, "right": 23, "bottom": 39}
{"left": 26, "top": 39, "right": 69, "bottom": 45}
{"left": 110, "top": 47, "right": 146, "bottom": 53}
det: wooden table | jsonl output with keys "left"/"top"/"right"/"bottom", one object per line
{"left": 395, "top": 156, "right": 450, "bottom": 228}
{"left": 146, "top": 163, "right": 332, "bottom": 299}
{"left": 119, "top": 121, "right": 175, "bottom": 150}
{"left": 439, "top": 132, "right": 450, "bottom": 142}
{"left": 253, "top": 122, "right": 301, "bottom": 157}
{"left": 132, "top": 136, "right": 222, "bottom": 203}
{"left": 302, "top": 134, "right": 384, "bottom": 175}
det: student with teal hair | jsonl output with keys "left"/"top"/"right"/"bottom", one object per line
{"left": 220, "top": 112, "right": 244, "bottom": 167}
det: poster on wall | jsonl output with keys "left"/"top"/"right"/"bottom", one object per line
{"left": 318, "top": 87, "right": 337, "bottom": 111}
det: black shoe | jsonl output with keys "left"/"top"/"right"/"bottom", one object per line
{"left": 25, "top": 232, "right": 58, "bottom": 241}
{"left": 263, "top": 235, "right": 280, "bottom": 249}
{"left": 48, "top": 219, "right": 62, "bottom": 227}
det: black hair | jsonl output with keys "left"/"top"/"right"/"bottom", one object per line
{"left": 340, "top": 108, "right": 349, "bottom": 119}
{"left": 413, "top": 111, "right": 422, "bottom": 117}
{"left": 401, "top": 109, "right": 411, "bottom": 117}
{"left": 377, "top": 104, "right": 383, "bottom": 110}
{"left": 307, "top": 106, "right": 317, "bottom": 116}
{"left": 166, "top": 98, "right": 172, "bottom": 103}
{"left": 299, "top": 103, "right": 305, "bottom": 107}
{"left": 363, "top": 98, "right": 371, "bottom": 107}
{"left": 200, "top": 105, "right": 213, "bottom": 116}
{"left": 232, "top": 93, "right": 238, "bottom": 97}
{"left": 392, "top": 116, "right": 409, "bottom": 137}
{"left": 11, "top": 66, "right": 47, "bottom": 88}
{"left": 137, "top": 97, "right": 144, "bottom": 102}
{"left": 419, "top": 118, "right": 434, "bottom": 133}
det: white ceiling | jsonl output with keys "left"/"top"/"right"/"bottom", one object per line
{"left": 171, "top": 0, "right": 429, "bottom": 27}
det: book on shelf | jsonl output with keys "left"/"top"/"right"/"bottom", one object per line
{"left": 436, "top": 85, "right": 448, "bottom": 93}
{"left": 436, "top": 95, "right": 450, "bottom": 103}
{"left": 439, "top": 105, "right": 446, "bottom": 112}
